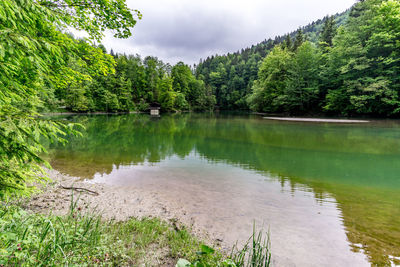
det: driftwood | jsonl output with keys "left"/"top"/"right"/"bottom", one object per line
{"left": 59, "top": 185, "right": 99, "bottom": 196}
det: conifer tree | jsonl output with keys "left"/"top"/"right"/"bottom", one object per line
{"left": 293, "top": 29, "right": 304, "bottom": 51}
{"left": 283, "top": 35, "right": 292, "bottom": 50}
{"left": 319, "top": 16, "right": 337, "bottom": 49}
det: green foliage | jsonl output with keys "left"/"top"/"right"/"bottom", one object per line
{"left": 56, "top": 55, "right": 214, "bottom": 113}
{"left": 247, "top": 42, "right": 320, "bottom": 114}
{"left": 176, "top": 226, "right": 271, "bottom": 267}
{"left": 159, "top": 76, "right": 177, "bottom": 111}
{"left": 171, "top": 62, "right": 214, "bottom": 111}
{"left": 195, "top": 9, "right": 349, "bottom": 110}
{"left": 0, "top": 199, "right": 218, "bottom": 266}
{"left": 247, "top": 0, "right": 400, "bottom": 117}
{"left": 319, "top": 16, "right": 337, "bottom": 50}
{"left": 247, "top": 46, "right": 293, "bottom": 113}
{"left": 324, "top": 0, "right": 400, "bottom": 116}
{"left": 282, "top": 35, "right": 293, "bottom": 50}
{"left": 229, "top": 226, "right": 271, "bottom": 267}
{"left": 284, "top": 42, "right": 320, "bottom": 113}
{"left": 37, "top": 0, "right": 142, "bottom": 41}
{"left": 0, "top": 0, "right": 138, "bottom": 198}
{"left": 175, "top": 245, "right": 232, "bottom": 267}
{"left": 0, "top": 202, "right": 107, "bottom": 265}
{"left": 292, "top": 29, "right": 305, "bottom": 51}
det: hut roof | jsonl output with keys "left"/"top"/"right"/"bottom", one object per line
{"left": 150, "top": 102, "right": 161, "bottom": 108}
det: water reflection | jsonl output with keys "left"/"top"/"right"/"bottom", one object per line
{"left": 47, "top": 113, "right": 400, "bottom": 266}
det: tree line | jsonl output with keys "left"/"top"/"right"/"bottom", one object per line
{"left": 194, "top": 9, "right": 349, "bottom": 110}
{"left": 44, "top": 0, "right": 399, "bottom": 117}
{"left": 247, "top": 0, "right": 400, "bottom": 116}
{"left": 197, "top": 0, "right": 400, "bottom": 117}
{"left": 50, "top": 49, "right": 216, "bottom": 113}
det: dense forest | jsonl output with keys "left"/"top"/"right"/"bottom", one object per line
{"left": 197, "top": 0, "right": 400, "bottom": 116}
{"left": 194, "top": 10, "right": 349, "bottom": 110}
{"left": 49, "top": 48, "right": 216, "bottom": 113}
{"left": 42, "top": 0, "right": 400, "bottom": 117}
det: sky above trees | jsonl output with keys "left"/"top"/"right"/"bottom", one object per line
{"left": 92, "top": 0, "right": 356, "bottom": 64}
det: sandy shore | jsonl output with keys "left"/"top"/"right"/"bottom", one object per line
{"left": 263, "top": 117, "right": 369, "bottom": 123}
{"left": 25, "top": 169, "right": 222, "bottom": 249}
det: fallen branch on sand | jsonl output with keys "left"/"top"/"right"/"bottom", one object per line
{"left": 59, "top": 185, "right": 99, "bottom": 196}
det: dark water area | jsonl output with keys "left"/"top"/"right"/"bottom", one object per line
{"left": 47, "top": 113, "right": 400, "bottom": 266}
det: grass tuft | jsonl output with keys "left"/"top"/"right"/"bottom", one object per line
{"left": 175, "top": 223, "right": 271, "bottom": 267}
{"left": 229, "top": 223, "right": 271, "bottom": 267}
{"left": 0, "top": 195, "right": 219, "bottom": 266}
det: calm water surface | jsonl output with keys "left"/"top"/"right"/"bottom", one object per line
{"left": 48, "top": 113, "right": 400, "bottom": 266}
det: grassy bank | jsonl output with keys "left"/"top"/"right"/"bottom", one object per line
{"left": 0, "top": 199, "right": 220, "bottom": 266}
{"left": 0, "top": 197, "right": 271, "bottom": 266}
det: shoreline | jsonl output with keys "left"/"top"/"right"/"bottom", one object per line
{"left": 25, "top": 169, "right": 224, "bottom": 250}
{"left": 41, "top": 110, "right": 400, "bottom": 121}
{"left": 42, "top": 111, "right": 142, "bottom": 116}
{"left": 263, "top": 117, "right": 370, "bottom": 123}
{"left": 42, "top": 111, "right": 400, "bottom": 122}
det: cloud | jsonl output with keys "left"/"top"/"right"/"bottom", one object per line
{"left": 101, "top": 0, "right": 356, "bottom": 65}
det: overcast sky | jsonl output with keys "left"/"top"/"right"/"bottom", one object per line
{"left": 99, "top": 0, "right": 356, "bottom": 65}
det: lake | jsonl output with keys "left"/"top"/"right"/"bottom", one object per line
{"left": 47, "top": 113, "right": 400, "bottom": 266}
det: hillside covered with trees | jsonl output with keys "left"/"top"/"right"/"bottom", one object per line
{"left": 194, "top": 10, "right": 349, "bottom": 110}
{"left": 247, "top": 0, "right": 400, "bottom": 116}
{"left": 38, "top": 0, "right": 399, "bottom": 117}
{"left": 197, "top": 0, "right": 400, "bottom": 117}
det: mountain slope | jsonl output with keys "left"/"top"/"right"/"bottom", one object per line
{"left": 195, "top": 9, "right": 350, "bottom": 109}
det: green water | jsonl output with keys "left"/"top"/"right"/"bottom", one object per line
{"left": 48, "top": 113, "right": 400, "bottom": 266}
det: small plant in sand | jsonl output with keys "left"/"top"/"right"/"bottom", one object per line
{"left": 176, "top": 224, "right": 271, "bottom": 267}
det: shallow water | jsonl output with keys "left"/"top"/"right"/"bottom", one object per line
{"left": 47, "top": 113, "right": 400, "bottom": 266}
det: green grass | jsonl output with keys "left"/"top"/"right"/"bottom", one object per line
{"left": 229, "top": 224, "right": 271, "bottom": 267}
{"left": 0, "top": 197, "right": 221, "bottom": 266}
{"left": 177, "top": 224, "right": 271, "bottom": 267}
{"left": 0, "top": 196, "right": 271, "bottom": 266}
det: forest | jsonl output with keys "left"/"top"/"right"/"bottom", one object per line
{"left": 50, "top": 50, "right": 216, "bottom": 113}
{"left": 197, "top": 0, "right": 400, "bottom": 116}
{"left": 37, "top": 0, "right": 400, "bottom": 117}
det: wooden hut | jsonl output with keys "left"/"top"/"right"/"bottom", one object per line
{"left": 149, "top": 102, "right": 161, "bottom": 116}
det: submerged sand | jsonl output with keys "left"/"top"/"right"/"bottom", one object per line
{"left": 263, "top": 117, "right": 369, "bottom": 123}
{"left": 26, "top": 169, "right": 221, "bottom": 248}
